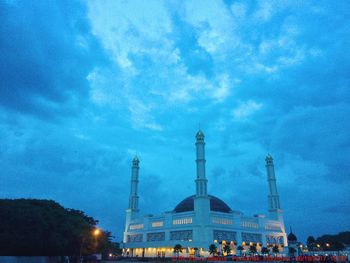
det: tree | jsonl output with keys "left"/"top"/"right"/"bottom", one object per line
{"left": 0, "top": 199, "right": 114, "bottom": 261}
{"left": 249, "top": 245, "right": 257, "bottom": 254}
{"left": 237, "top": 245, "right": 244, "bottom": 256}
{"left": 209, "top": 244, "right": 217, "bottom": 256}
{"left": 272, "top": 245, "right": 279, "bottom": 254}
{"left": 316, "top": 232, "right": 348, "bottom": 251}
{"left": 223, "top": 244, "right": 231, "bottom": 255}
{"left": 288, "top": 247, "right": 296, "bottom": 256}
{"left": 174, "top": 244, "right": 182, "bottom": 258}
{"left": 307, "top": 236, "right": 316, "bottom": 251}
{"left": 261, "top": 247, "right": 269, "bottom": 255}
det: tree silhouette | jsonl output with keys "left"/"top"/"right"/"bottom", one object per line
{"left": 261, "top": 247, "right": 269, "bottom": 255}
{"left": 209, "top": 244, "right": 217, "bottom": 256}
{"left": 289, "top": 247, "right": 296, "bottom": 256}
{"left": 237, "top": 245, "right": 244, "bottom": 256}
{"left": 174, "top": 244, "right": 182, "bottom": 258}
{"left": 272, "top": 245, "right": 279, "bottom": 254}
{"left": 223, "top": 244, "right": 231, "bottom": 255}
{"left": 249, "top": 245, "right": 257, "bottom": 254}
{"left": 307, "top": 236, "right": 316, "bottom": 251}
{"left": 0, "top": 198, "right": 113, "bottom": 260}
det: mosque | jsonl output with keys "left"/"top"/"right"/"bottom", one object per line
{"left": 122, "top": 130, "right": 287, "bottom": 257}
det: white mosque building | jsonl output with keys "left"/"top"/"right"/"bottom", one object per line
{"left": 122, "top": 130, "right": 287, "bottom": 257}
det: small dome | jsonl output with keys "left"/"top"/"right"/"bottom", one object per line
{"left": 196, "top": 130, "right": 205, "bottom": 138}
{"left": 132, "top": 156, "right": 139, "bottom": 165}
{"left": 288, "top": 232, "right": 297, "bottom": 242}
{"left": 174, "top": 195, "right": 232, "bottom": 213}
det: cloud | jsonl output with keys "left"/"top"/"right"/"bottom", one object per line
{"left": 128, "top": 99, "right": 163, "bottom": 131}
{"left": 181, "top": 0, "right": 237, "bottom": 56}
{"left": 1, "top": 0, "right": 350, "bottom": 242}
{"left": 232, "top": 100, "right": 263, "bottom": 120}
{"left": 230, "top": 2, "right": 247, "bottom": 20}
{"left": 253, "top": 1, "right": 273, "bottom": 22}
{"left": 0, "top": 1, "right": 106, "bottom": 118}
{"left": 271, "top": 104, "right": 350, "bottom": 180}
{"left": 87, "top": 0, "right": 173, "bottom": 71}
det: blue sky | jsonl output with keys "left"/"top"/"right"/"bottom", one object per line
{"left": 1, "top": 0, "right": 349, "bottom": 243}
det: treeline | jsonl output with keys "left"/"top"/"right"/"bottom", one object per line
{"left": 318, "top": 231, "right": 350, "bottom": 244}
{"left": 307, "top": 231, "right": 350, "bottom": 251}
{"left": 0, "top": 199, "right": 119, "bottom": 258}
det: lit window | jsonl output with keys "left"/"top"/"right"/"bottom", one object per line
{"left": 129, "top": 224, "right": 144, "bottom": 230}
{"left": 212, "top": 217, "right": 233, "bottom": 225}
{"left": 172, "top": 217, "right": 193, "bottom": 225}
{"left": 152, "top": 221, "right": 164, "bottom": 227}
{"left": 241, "top": 221, "right": 258, "bottom": 229}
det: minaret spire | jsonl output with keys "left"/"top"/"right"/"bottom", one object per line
{"left": 128, "top": 156, "right": 140, "bottom": 211}
{"left": 123, "top": 156, "right": 140, "bottom": 243}
{"left": 265, "top": 154, "right": 287, "bottom": 246}
{"left": 266, "top": 154, "right": 281, "bottom": 211}
{"left": 195, "top": 130, "right": 207, "bottom": 196}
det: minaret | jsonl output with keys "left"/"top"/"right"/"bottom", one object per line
{"left": 265, "top": 154, "right": 286, "bottom": 237}
{"left": 265, "top": 154, "right": 280, "bottom": 212}
{"left": 195, "top": 130, "right": 208, "bottom": 196}
{"left": 124, "top": 156, "right": 140, "bottom": 242}
{"left": 128, "top": 156, "right": 140, "bottom": 211}
{"left": 193, "top": 130, "right": 210, "bottom": 243}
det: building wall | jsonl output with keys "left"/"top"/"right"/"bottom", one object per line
{"left": 123, "top": 208, "right": 287, "bottom": 255}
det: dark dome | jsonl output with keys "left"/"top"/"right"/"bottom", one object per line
{"left": 288, "top": 232, "right": 297, "bottom": 242}
{"left": 174, "top": 195, "right": 232, "bottom": 213}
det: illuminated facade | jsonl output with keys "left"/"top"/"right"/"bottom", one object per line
{"left": 122, "top": 130, "right": 287, "bottom": 257}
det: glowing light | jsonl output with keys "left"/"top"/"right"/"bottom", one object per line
{"left": 93, "top": 229, "right": 101, "bottom": 236}
{"left": 109, "top": 253, "right": 112, "bottom": 257}
{"left": 326, "top": 243, "right": 330, "bottom": 247}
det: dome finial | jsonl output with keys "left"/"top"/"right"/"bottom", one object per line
{"left": 132, "top": 155, "right": 139, "bottom": 166}
{"left": 265, "top": 153, "right": 273, "bottom": 164}
{"left": 196, "top": 129, "right": 204, "bottom": 140}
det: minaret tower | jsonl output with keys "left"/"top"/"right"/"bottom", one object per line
{"left": 266, "top": 154, "right": 280, "bottom": 212}
{"left": 195, "top": 130, "right": 208, "bottom": 196}
{"left": 193, "top": 130, "right": 210, "bottom": 243}
{"left": 124, "top": 156, "right": 140, "bottom": 241}
{"left": 266, "top": 154, "right": 287, "bottom": 246}
{"left": 129, "top": 156, "right": 140, "bottom": 211}
{"left": 265, "top": 154, "right": 285, "bottom": 226}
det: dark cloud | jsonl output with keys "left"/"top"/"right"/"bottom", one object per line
{"left": 0, "top": 1, "right": 107, "bottom": 118}
{"left": 271, "top": 104, "right": 350, "bottom": 183}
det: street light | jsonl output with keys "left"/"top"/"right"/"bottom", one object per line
{"left": 79, "top": 228, "right": 102, "bottom": 262}
{"left": 94, "top": 229, "right": 101, "bottom": 236}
